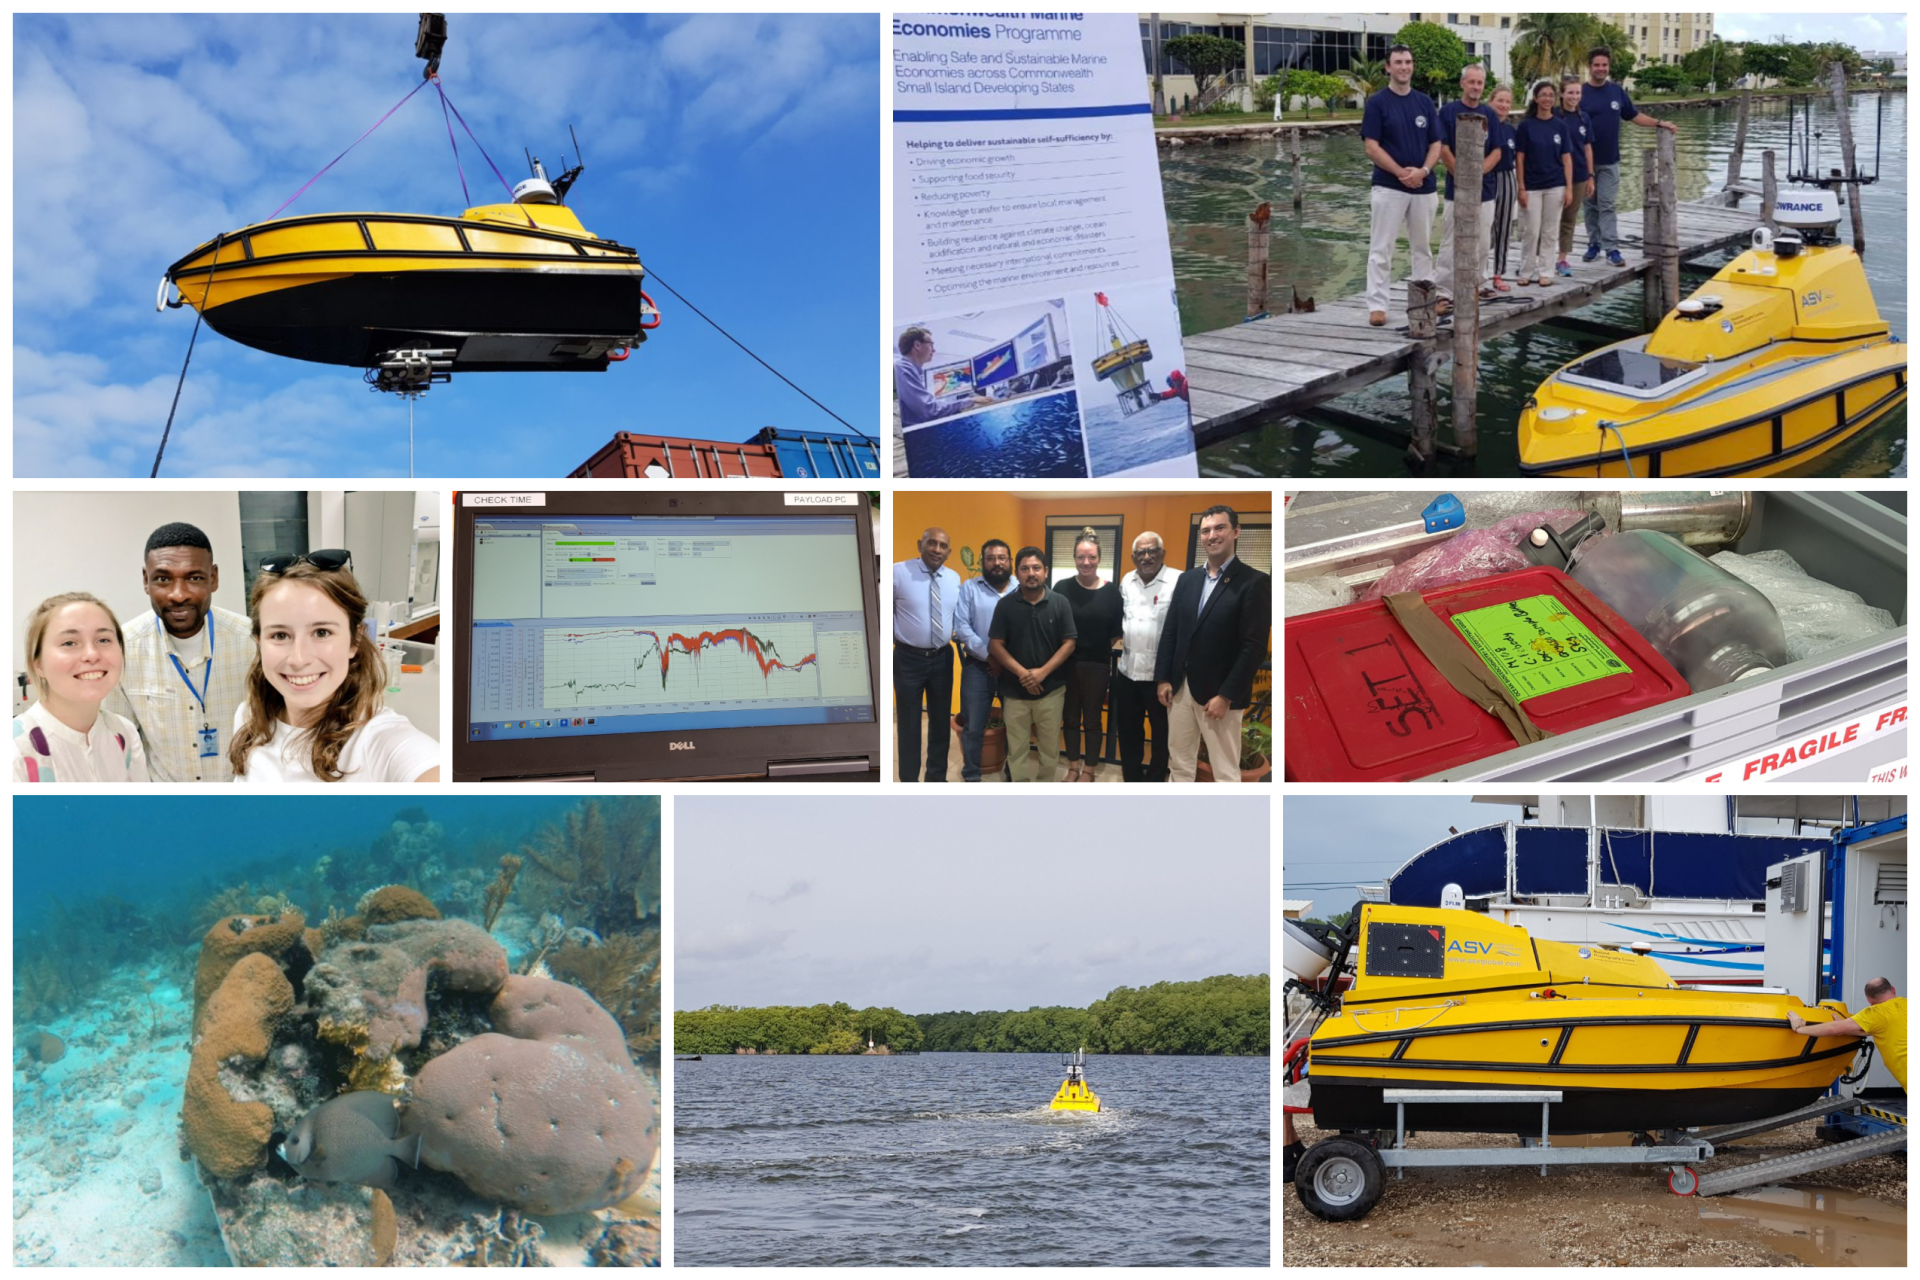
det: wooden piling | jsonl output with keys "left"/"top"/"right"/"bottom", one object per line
{"left": 1641, "top": 146, "right": 1665, "bottom": 330}
{"left": 1656, "top": 129, "right": 1680, "bottom": 320}
{"left": 1725, "top": 86, "right": 1750, "bottom": 197}
{"left": 1761, "top": 149, "right": 1779, "bottom": 234}
{"left": 1245, "top": 202, "right": 1271, "bottom": 318}
{"left": 1407, "top": 279, "right": 1438, "bottom": 461}
{"left": 1827, "top": 61, "right": 1867, "bottom": 258}
{"left": 1449, "top": 112, "right": 1485, "bottom": 458}
{"left": 1290, "top": 129, "right": 1304, "bottom": 210}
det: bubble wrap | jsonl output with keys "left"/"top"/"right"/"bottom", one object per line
{"left": 1708, "top": 549, "right": 1898, "bottom": 662}
{"left": 1284, "top": 576, "right": 1354, "bottom": 618}
{"left": 1360, "top": 510, "right": 1591, "bottom": 601}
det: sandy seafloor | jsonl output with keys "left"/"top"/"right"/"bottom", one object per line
{"left": 14, "top": 961, "right": 661, "bottom": 1266}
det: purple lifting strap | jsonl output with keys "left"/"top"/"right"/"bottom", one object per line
{"left": 265, "top": 78, "right": 431, "bottom": 221}
{"left": 436, "top": 82, "right": 519, "bottom": 201}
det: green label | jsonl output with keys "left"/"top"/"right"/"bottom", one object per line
{"left": 1449, "top": 593, "right": 1631, "bottom": 701}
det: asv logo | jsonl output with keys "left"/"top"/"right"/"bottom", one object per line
{"left": 669, "top": 741, "right": 696, "bottom": 751}
{"left": 1449, "top": 939, "right": 1495, "bottom": 955}
{"left": 1803, "top": 290, "right": 1825, "bottom": 308}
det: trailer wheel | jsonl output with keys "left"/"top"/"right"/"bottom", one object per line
{"left": 1296, "top": 1137, "right": 1385, "bottom": 1221}
{"left": 1668, "top": 1166, "right": 1698, "bottom": 1196}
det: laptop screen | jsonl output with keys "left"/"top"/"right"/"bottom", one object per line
{"left": 467, "top": 514, "right": 875, "bottom": 743}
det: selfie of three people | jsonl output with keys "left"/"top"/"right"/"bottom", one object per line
{"left": 11, "top": 491, "right": 442, "bottom": 784}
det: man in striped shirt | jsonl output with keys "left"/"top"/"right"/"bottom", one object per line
{"left": 102, "top": 523, "right": 255, "bottom": 781}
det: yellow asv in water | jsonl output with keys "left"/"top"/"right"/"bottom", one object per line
{"left": 1050, "top": 1048, "right": 1101, "bottom": 1111}
{"left": 1519, "top": 216, "right": 1906, "bottom": 479}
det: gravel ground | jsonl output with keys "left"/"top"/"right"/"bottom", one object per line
{"left": 1283, "top": 1113, "right": 1906, "bottom": 1267}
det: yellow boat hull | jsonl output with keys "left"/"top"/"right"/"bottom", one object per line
{"left": 1050, "top": 1079, "right": 1101, "bottom": 1111}
{"left": 162, "top": 204, "right": 648, "bottom": 373}
{"left": 1519, "top": 238, "right": 1906, "bottom": 477}
{"left": 1308, "top": 904, "right": 1861, "bottom": 1132}
{"left": 1519, "top": 341, "right": 1906, "bottom": 478}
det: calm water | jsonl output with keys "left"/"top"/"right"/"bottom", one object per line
{"left": 902, "top": 390, "right": 1089, "bottom": 478}
{"left": 674, "top": 1053, "right": 1270, "bottom": 1266}
{"left": 1178, "top": 92, "right": 1907, "bottom": 478}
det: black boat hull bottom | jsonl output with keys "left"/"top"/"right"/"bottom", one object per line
{"left": 200, "top": 269, "right": 647, "bottom": 372}
{"left": 1309, "top": 1076, "right": 1834, "bottom": 1134}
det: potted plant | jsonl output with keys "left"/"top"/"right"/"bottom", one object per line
{"left": 950, "top": 701, "right": 1010, "bottom": 773}
{"left": 1195, "top": 719, "right": 1273, "bottom": 783}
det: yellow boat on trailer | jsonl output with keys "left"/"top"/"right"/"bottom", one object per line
{"left": 1307, "top": 903, "right": 1862, "bottom": 1135}
{"left": 1519, "top": 189, "right": 1905, "bottom": 478}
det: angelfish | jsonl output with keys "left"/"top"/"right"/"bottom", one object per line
{"left": 279, "top": 1091, "right": 423, "bottom": 1189}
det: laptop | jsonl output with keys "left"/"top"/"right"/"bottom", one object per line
{"left": 453, "top": 490, "right": 880, "bottom": 781}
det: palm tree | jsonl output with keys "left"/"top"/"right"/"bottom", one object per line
{"left": 1344, "top": 56, "right": 1389, "bottom": 97}
{"left": 1510, "top": 13, "right": 1600, "bottom": 84}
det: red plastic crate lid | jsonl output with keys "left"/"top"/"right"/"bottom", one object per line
{"left": 1286, "top": 566, "right": 1690, "bottom": 782}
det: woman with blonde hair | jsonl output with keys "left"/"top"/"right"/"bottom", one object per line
{"left": 229, "top": 552, "right": 440, "bottom": 783}
{"left": 10, "top": 592, "right": 149, "bottom": 782}
{"left": 1055, "top": 528, "right": 1123, "bottom": 782}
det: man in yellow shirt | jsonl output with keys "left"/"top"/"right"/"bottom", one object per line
{"left": 1788, "top": 976, "right": 1907, "bottom": 1091}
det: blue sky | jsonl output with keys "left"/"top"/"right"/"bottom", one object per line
{"left": 14, "top": 14, "right": 879, "bottom": 478}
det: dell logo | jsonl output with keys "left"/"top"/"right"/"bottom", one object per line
{"left": 669, "top": 741, "right": 695, "bottom": 751}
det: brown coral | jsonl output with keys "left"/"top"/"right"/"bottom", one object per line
{"left": 28, "top": 1029, "right": 65, "bottom": 1063}
{"left": 192, "top": 912, "right": 307, "bottom": 1031}
{"left": 304, "top": 919, "right": 508, "bottom": 1066}
{"left": 182, "top": 952, "right": 294, "bottom": 1178}
{"left": 359, "top": 886, "right": 441, "bottom": 925}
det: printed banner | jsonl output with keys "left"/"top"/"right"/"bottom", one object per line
{"left": 892, "top": 13, "right": 1198, "bottom": 478}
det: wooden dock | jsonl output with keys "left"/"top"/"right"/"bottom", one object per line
{"left": 1185, "top": 197, "right": 1765, "bottom": 445}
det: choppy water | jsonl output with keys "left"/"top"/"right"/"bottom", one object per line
{"left": 1177, "top": 92, "right": 1907, "bottom": 478}
{"left": 674, "top": 1052, "right": 1270, "bottom": 1266}
{"left": 902, "top": 390, "right": 1090, "bottom": 478}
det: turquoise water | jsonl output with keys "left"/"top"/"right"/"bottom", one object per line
{"left": 1180, "top": 92, "right": 1907, "bottom": 478}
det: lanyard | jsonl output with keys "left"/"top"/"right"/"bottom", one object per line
{"left": 165, "top": 615, "right": 215, "bottom": 725}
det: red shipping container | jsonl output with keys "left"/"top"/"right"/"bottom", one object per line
{"left": 572, "top": 432, "right": 784, "bottom": 479}
{"left": 1286, "top": 566, "right": 1690, "bottom": 782}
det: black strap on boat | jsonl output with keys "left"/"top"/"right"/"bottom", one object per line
{"left": 645, "top": 267, "right": 874, "bottom": 445}
{"left": 151, "top": 231, "right": 224, "bottom": 478}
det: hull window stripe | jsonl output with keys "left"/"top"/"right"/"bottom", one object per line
{"left": 1549, "top": 1025, "right": 1573, "bottom": 1065}
{"left": 1677, "top": 1024, "right": 1700, "bottom": 1065}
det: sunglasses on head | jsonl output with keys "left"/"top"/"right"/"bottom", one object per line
{"left": 259, "top": 549, "right": 353, "bottom": 576}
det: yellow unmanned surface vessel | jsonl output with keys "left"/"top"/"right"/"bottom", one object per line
{"left": 1519, "top": 191, "right": 1905, "bottom": 479}
{"left": 1307, "top": 903, "right": 1862, "bottom": 1134}
{"left": 1050, "top": 1048, "right": 1101, "bottom": 1111}
{"left": 158, "top": 16, "right": 655, "bottom": 394}
{"left": 1090, "top": 292, "right": 1156, "bottom": 417}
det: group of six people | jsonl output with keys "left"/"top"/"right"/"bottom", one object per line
{"left": 893, "top": 505, "right": 1271, "bottom": 784}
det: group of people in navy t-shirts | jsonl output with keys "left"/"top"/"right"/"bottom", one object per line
{"left": 1360, "top": 43, "right": 1678, "bottom": 326}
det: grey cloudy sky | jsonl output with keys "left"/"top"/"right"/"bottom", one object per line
{"left": 674, "top": 796, "right": 1269, "bottom": 1013}
{"left": 1715, "top": 13, "right": 1905, "bottom": 50}
{"left": 1282, "top": 795, "right": 1521, "bottom": 910}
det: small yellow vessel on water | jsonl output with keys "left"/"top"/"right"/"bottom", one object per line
{"left": 1308, "top": 903, "right": 1862, "bottom": 1134}
{"left": 1519, "top": 190, "right": 1905, "bottom": 478}
{"left": 1050, "top": 1048, "right": 1101, "bottom": 1111}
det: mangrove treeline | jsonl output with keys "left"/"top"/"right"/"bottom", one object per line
{"left": 675, "top": 973, "right": 1268, "bottom": 1056}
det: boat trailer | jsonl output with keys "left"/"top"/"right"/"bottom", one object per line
{"left": 1292, "top": 1088, "right": 1906, "bottom": 1221}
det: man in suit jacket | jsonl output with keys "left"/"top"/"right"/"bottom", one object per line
{"left": 1155, "top": 505, "right": 1272, "bottom": 782}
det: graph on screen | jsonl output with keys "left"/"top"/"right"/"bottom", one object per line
{"left": 541, "top": 620, "right": 821, "bottom": 708}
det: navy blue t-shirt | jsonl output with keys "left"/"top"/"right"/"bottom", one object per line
{"left": 1581, "top": 80, "right": 1638, "bottom": 165}
{"left": 1362, "top": 87, "right": 1442, "bottom": 193}
{"left": 1487, "top": 119, "right": 1518, "bottom": 199}
{"left": 1560, "top": 108, "right": 1594, "bottom": 182}
{"left": 1438, "top": 100, "right": 1501, "bottom": 201}
{"left": 1515, "top": 113, "right": 1571, "bottom": 190}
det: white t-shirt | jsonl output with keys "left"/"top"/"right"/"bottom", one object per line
{"left": 232, "top": 705, "right": 439, "bottom": 784}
